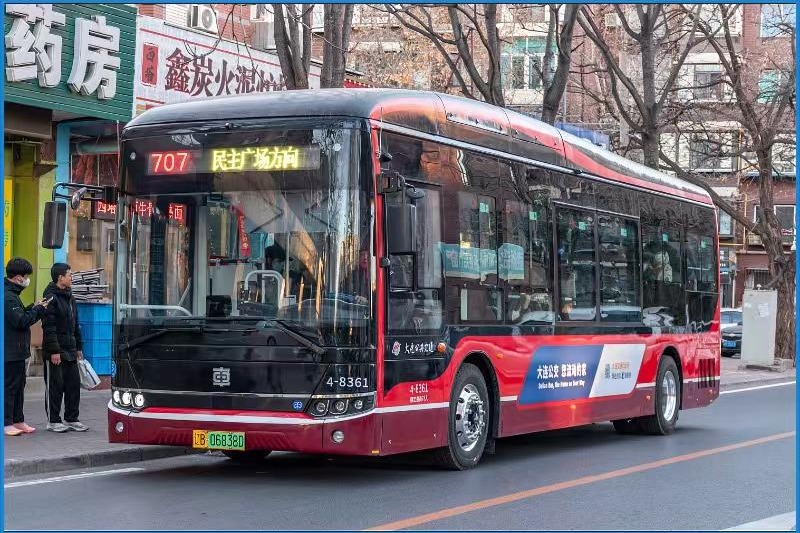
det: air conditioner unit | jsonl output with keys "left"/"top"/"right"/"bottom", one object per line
{"left": 605, "top": 13, "right": 619, "bottom": 28}
{"left": 188, "top": 5, "right": 218, "bottom": 34}
{"left": 252, "top": 20, "right": 276, "bottom": 51}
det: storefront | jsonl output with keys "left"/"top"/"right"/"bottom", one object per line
{"left": 4, "top": 4, "right": 135, "bottom": 372}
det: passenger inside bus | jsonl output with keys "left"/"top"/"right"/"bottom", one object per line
{"left": 643, "top": 242, "right": 673, "bottom": 283}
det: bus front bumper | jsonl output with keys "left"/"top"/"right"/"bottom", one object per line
{"left": 108, "top": 402, "right": 380, "bottom": 456}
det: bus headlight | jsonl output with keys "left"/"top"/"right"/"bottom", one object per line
{"left": 330, "top": 399, "right": 348, "bottom": 415}
{"left": 112, "top": 390, "right": 121, "bottom": 404}
{"left": 308, "top": 394, "right": 373, "bottom": 417}
{"left": 133, "top": 393, "right": 145, "bottom": 408}
{"left": 314, "top": 401, "right": 329, "bottom": 415}
{"left": 121, "top": 391, "right": 132, "bottom": 406}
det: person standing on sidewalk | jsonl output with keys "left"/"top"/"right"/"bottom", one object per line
{"left": 4, "top": 258, "right": 50, "bottom": 436}
{"left": 42, "top": 263, "right": 89, "bottom": 432}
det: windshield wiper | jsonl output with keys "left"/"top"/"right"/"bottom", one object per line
{"left": 120, "top": 326, "right": 202, "bottom": 351}
{"left": 269, "top": 319, "right": 326, "bottom": 356}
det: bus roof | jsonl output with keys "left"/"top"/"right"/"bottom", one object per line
{"left": 126, "top": 88, "right": 712, "bottom": 205}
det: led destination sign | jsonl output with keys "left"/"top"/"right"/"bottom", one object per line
{"left": 146, "top": 145, "right": 321, "bottom": 176}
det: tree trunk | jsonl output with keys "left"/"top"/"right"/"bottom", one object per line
{"left": 755, "top": 148, "right": 795, "bottom": 360}
{"left": 541, "top": 4, "right": 580, "bottom": 125}
{"left": 321, "top": 5, "right": 354, "bottom": 88}
{"left": 271, "top": 3, "right": 309, "bottom": 90}
{"left": 774, "top": 260, "right": 796, "bottom": 361}
{"left": 483, "top": 5, "right": 504, "bottom": 107}
{"left": 641, "top": 128, "right": 660, "bottom": 168}
{"left": 639, "top": 11, "right": 659, "bottom": 168}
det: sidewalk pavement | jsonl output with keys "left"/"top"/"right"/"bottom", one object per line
{"left": 4, "top": 357, "right": 795, "bottom": 479}
{"left": 4, "top": 385, "right": 199, "bottom": 479}
{"left": 720, "top": 354, "right": 796, "bottom": 387}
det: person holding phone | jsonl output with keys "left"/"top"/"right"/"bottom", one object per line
{"left": 42, "top": 263, "right": 88, "bottom": 433}
{"left": 4, "top": 258, "right": 50, "bottom": 436}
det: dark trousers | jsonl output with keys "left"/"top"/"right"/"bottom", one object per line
{"left": 43, "top": 358, "right": 80, "bottom": 424}
{"left": 4, "top": 361, "right": 26, "bottom": 426}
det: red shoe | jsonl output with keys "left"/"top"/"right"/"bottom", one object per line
{"left": 4, "top": 425, "right": 23, "bottom": 436}
{"left": 13, "top": 422, "right": 36, "bottom": 433}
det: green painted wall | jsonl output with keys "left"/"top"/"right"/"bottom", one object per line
{"left": 4, "top": 4, "right": 136, "bottom": 121}
{"left": 13, "top": 178, "right": 38, "bottom": 305}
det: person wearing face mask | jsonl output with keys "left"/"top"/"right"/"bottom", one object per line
{"left": 4, "top": 258, "right": 50, "bottom": 436}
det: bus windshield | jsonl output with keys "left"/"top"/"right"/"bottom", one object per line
{"left": 116, "top": 124, "right": 372, "bottom": 346}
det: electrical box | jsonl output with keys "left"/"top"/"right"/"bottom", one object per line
{"left": 740, "top": 289, "right": 777, "bottom": 365}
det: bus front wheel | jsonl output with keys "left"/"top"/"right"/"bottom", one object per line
{"left": 434, "top": 363, "right": 490, "bottom": 470}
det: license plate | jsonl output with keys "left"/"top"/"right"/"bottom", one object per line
{"left": 723, "top": 340, "right": 737, "bottom": 348}
{"left": 192, "top": 430, "right": 245, "bottom": 451}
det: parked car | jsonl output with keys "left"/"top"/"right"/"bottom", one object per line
{"left": 721, "top": 323, "right": 742, "bottom": 356}
{"left": 721, "top": 308, "right": 742, "bottom": 331}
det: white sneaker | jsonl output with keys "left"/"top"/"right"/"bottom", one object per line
{"left": 64, "top": 421, "right": 89, "bottom": 432}
{"left": 47, "top": 422, "right": 70, "bottom": 433}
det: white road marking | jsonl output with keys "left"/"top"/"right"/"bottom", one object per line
{"left": 725, "top": 511, "right": 795, "bottom": 530}
{"left": 720, "top": 381, "right": 796, "bottom": 395}
{"left": 5, "top": 467, "right": 144, "bottom": 489}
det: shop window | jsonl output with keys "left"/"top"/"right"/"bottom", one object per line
{"left": 67, "top": 152, "right": 120, "bottom": 301}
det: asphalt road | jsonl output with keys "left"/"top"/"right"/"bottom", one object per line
{"left": 5, "top": 381, "right": 795, "bottom": 531}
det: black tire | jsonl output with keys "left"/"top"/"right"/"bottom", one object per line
{"left": 223, "top": 450, "right": 272, "bottom": 464}
{"left": 433, "top": 363, "right": 490, "bottom": 470}
{"left": 639, "top": 356, "right": 681, "bottom": 435}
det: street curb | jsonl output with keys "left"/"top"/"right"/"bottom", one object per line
{"left": 4, "top": 446, "right": 204, "bottom": 479}
{"left": 720, "top": 374, "right": 796, "bottom": 391}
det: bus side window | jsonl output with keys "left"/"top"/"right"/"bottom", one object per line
{"left": 503, "top": 198, "right": 553, "bottom": 324}
{"left": 687, "top": 206, "right": 718, "bottom": 293}
{"left": 556, "top": 207, "right": 596, "bottom": 321}
{"left": 641, "top": 195, "right": 686, "bottom": 327}
{"left": 598, "top": 214, "right": 641, "bottom": 322}
{"left": 386, "top": 187, "right": 443, "bottom": 334}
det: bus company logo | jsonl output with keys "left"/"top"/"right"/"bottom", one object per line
{"left": 605, "top": 361, "right": 632, "bottom": 380}
{"left": 212, "top": 367, "right": 231, "bottom": 387}
{"left": 292, "top": 400, "right": 303, "bottom": 411}
{"left": 391, "top": 342, "right": 401, "bottom": 356}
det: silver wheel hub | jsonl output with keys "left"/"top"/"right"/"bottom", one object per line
{"left": 455, "top": 383, "right": 486, "bottom": 452}
{"left": 662, "top": 369, "right": 678, "bottom": 421}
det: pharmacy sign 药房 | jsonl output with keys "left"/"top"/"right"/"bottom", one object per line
{"left": 4, "top": 4, "right": 135, "bottom": 122}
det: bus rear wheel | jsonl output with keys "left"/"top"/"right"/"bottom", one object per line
{"left": 639, "top": 356, "right": 680, "bottom": 435}
{"left": 433, "top": 363, "right": 490, "bottom": 470}
{"left": 223, "top": 450, "right": 272, "bottom": 464}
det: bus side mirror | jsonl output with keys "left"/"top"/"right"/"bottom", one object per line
{"left": 42, "top": 201, "right": 67, "bottom": 249}
{"left": 386, "top": 202, "right": 416, "bottom": 254}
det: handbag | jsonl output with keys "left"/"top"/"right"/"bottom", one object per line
{"left": 78, "top": 358, "right": 101, "bottom": 390}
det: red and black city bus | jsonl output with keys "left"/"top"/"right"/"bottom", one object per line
{"left": 51, "top": 89, "right": 720, "bottom": 469}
